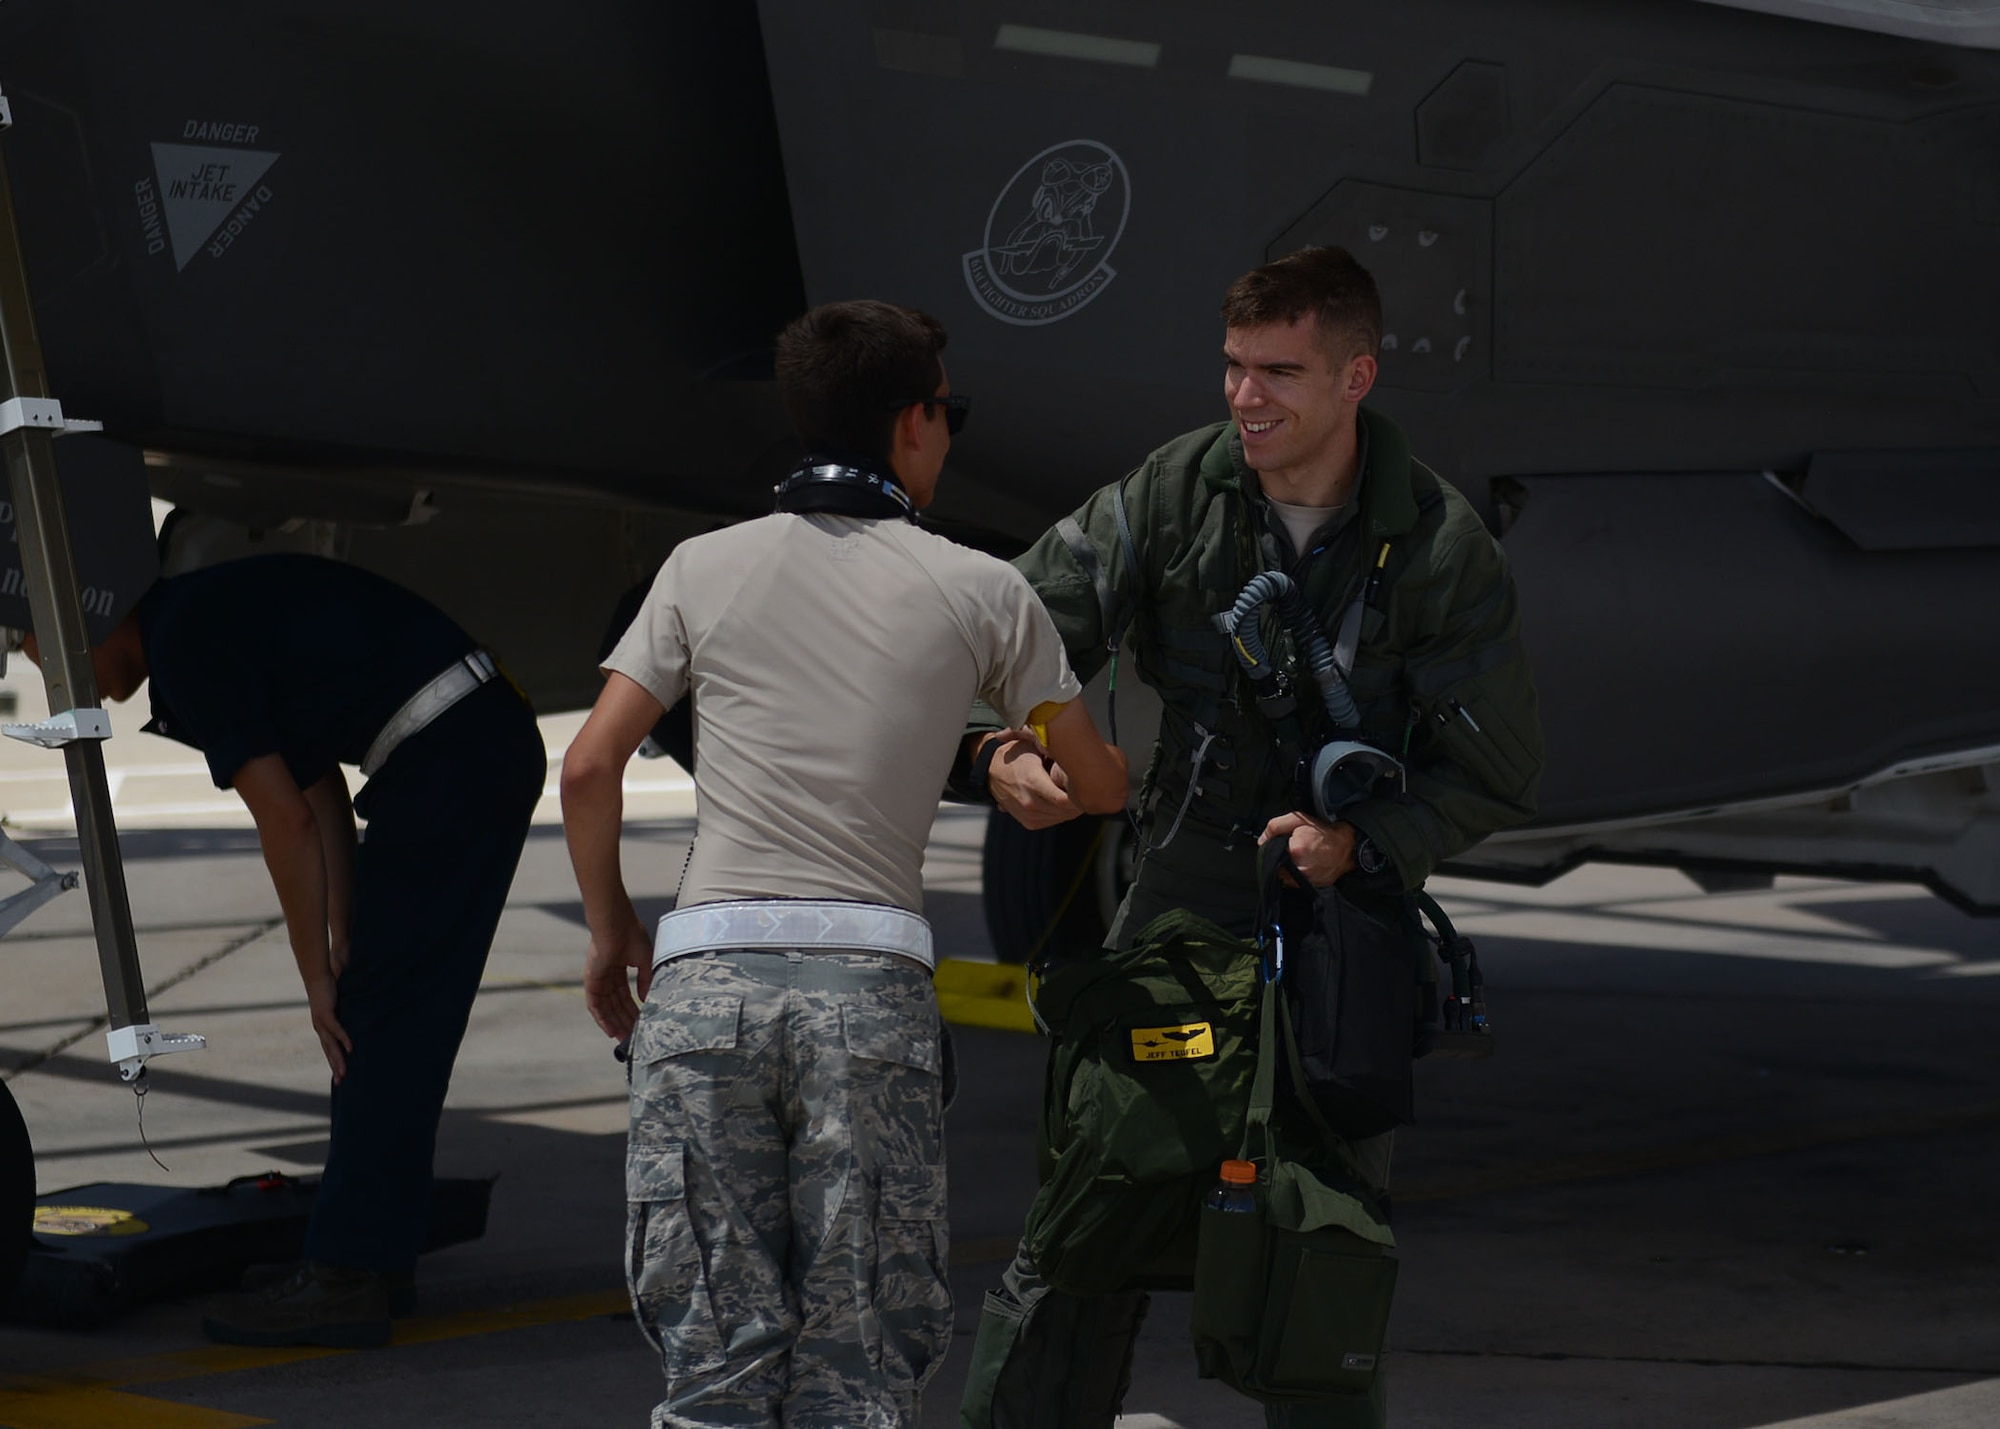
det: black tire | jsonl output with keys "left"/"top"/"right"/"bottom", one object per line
{"left": 981, "top": 810, "right": 1136, "bottom": 965}
{"left": 1, "top": 1077, "right": 32, "bottom": 1301}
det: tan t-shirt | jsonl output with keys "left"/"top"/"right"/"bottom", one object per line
{"left": 604, "top": 512, "right": 1082, "bottom": 913}
{"left": 1267, "top": 496, "right": 1355, "bottom": 558}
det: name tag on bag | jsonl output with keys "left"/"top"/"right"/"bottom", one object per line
{"left": 1130, "top": 1022, "right": 1217, "bottom": 1062}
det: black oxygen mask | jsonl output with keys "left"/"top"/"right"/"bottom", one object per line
{"left": 1222, "top": 570, "right": 1405, "bottom": 820}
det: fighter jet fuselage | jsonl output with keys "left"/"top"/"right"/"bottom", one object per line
{"left": 2, "top": 0, "right": 1998, "bottom": 914}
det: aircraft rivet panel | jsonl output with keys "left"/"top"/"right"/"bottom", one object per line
{"left": 1270, "top": 183, "right": 1491, "bottom": 395}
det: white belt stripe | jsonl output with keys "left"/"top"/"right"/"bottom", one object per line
{"left": 360, "top": 651, "right": 499, "bottom": 778}
{"left": 652, "top": 900, "right": 934, "bottom": 972}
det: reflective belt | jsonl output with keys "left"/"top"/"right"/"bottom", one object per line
{"left": 360, "top": 650, "right": 500, "bottom": 777}
{"left": 652, "top": 899, "right": 934, "bottom": 973}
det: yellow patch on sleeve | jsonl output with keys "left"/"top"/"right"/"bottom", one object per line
{"left": 1026, "top": 699, "right": 1069, "bottom": 746}
{"left": 1129, "top": 1021, "right": 1217, "bottom": 1062}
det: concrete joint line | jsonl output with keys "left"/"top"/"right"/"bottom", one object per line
{"left": 0, "top": 918, "right": 282, "bottom": 1084}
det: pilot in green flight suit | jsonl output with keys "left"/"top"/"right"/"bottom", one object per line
{"left": 957, "top": 246, "right": 1544, "bottom": 1429}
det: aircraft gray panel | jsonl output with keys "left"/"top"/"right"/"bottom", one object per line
{"left": 1692, "top": 0, "right": 2000, "bottom": 48}
{"left": 0, "top": 0, "right": 805, "bottom": 503}
{"left": 4, "top": 0, "right": 1997, "bottom": 842}
{"left": 763, "top": 1, "right": 2000, "bottom": 507}
{"left": 755, "top": 0, "right": 2000, "bottom": 837}
{"left": 759, "top": 0, "right": 1251, "bottom": 519}
{"left": 1417, "top": 61, "right": 1513, "bottom": 172}
{"left": 1801, "top": 449, "right": 2000, "bottom": 549}
{"left": 1492, "top": 84, "right": 2000, "bottom": 393}
{"left": 1506, "top": 469, "right": 2000, "bottom": 823}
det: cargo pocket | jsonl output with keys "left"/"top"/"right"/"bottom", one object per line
{"left": 841, "top": 1000, "right": 943, "bottom": 1078}
{"left": 625, "top": 1138, "right": 726, "bottom": 1377}
{"left": 1255, "top": 1229, "right": 1397, "bottom": 1397}
{"left": 627, "top": 994, "right": 742, "bottom": 1070}
{"left": 869, "top": 1162, "right": 953, "bottom": 1391}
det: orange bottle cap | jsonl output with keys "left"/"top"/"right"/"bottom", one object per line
{"left": 1220, "top": 1159, "right": 1257, "bottom": 1186}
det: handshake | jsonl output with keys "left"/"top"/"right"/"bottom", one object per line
{"left": 971, "top": 702, "right": 1129, "bottom": 831}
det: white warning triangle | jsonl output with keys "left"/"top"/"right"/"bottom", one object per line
{"left": 149, "top": 143, "right": 281, "bottom": 271}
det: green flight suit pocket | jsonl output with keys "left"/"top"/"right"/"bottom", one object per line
{"left": 1426, "top": 683, "right": 1539, "bottom": 802}
{"left": 1345, "top": 654, "right": 1405, "bottom": 734}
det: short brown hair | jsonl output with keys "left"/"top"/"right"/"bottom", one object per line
{"left": 774, "top": 300, "right": 948, "bottom": 464}
{"left": 1220, "top": 247, "right": 1382, "bottom": 362}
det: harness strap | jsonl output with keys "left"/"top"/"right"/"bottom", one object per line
{"left": 1147, "top": 721, "right": 1215, "bottom": 853}
{"left": 1112, "top": 476, "right": 1141, "bottom": 588}
{"left": 1239, "top": 938, "right": 1282, "bottom": 1157}
{"left": 1239, "top": 840, "right": 1308, "bottom": 1158}
{"left": 1331, "top": 595, "right": 1366, "bottom": 681}
{"left": 1108, "top": 477, "right": 1143, "bottom": 749}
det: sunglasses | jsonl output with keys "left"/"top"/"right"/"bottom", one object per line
{"left": 889, "top": 393, "right": 971, "bottom": 436}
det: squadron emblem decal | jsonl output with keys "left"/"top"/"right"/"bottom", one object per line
{"left": 963, "top": 139, "right": 1129, "bottom": 327}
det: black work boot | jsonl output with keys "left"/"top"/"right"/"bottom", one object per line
{"left": 201, "top": 1260, "right": 393, "bottom": 1347}
{"left": 238, "top": 1259, "right": 417, "bottom": 1315}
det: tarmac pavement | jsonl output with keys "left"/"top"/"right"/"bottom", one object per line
{"left": 2, "top": 680, "right": 1999, "bottom": 1426}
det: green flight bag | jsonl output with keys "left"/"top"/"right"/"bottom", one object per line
{"left": 1021, "top": 909, "right": 1263, "bottom": 1296}
{"left": 1190, "top": 970, "right": 1399, "bottom": 1403}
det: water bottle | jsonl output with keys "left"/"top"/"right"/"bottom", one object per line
{"left": 1193, "top": 1157, "right": 1265, "bottom": 1366}
{"left": 1204, "top": 1158, "right": 1258, "bottom": 1214}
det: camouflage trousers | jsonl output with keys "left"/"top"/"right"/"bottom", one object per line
{"left": 625, "top": 948, "right": 951, "bottom": 1429}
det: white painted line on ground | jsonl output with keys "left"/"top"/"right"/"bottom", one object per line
{"left": 1443, "top": 907, "right": 1960, "bottom": 971}
{"left": 1748, "top": 1376, "right": 2000, "bottom": 1427}
{"left": 487, "top": 1100, "right": 632, "bottom": 1137}
{"left": 0, "top": 722, "right": 698, "bottom": 832}
{"left": 1427, "top": 870, "right": 1933, "bottom": 911}
{"left": 1933, "top": 961, "right": 2000, "bottom": 979}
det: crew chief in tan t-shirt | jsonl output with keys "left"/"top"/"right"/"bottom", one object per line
{"left": 561, "top": 300, "right": 1126, "bottom": 1429}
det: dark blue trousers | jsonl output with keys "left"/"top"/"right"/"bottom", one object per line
{"left": 305, "top": 681, "right": 545, "bottom": 1273}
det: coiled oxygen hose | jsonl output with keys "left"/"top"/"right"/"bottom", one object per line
{"left": 1227, "top": 572, "right": 1360, "bottom": 729}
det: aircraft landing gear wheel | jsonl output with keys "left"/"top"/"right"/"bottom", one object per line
{"left": 980, "top": 810, "right": 1136, "bottom": 965}
{"left": 1, "top": 1077, "right": 31, "bottom": 1301}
